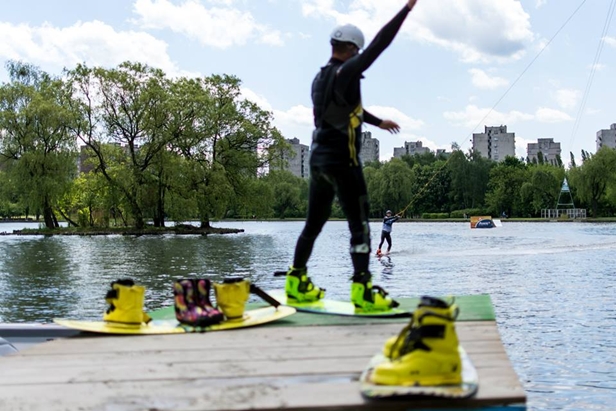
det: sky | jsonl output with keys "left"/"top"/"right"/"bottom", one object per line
{"left": 1, "top": 0, "right": 615, "bottom": 163}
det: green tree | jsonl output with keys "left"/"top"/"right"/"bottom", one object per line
{"left": 231, "top": 177, "right": 275, "bottom": 219}
{"left": 520, "top": 164, "right": 564, "bottom": 216}
{"left": 447, "top": 150, "right": 472, "bottom": 210}
{"left": 485, "top": 156, "right": 528, "bottom": 217}
{"left": 0, "top": 61, "right": 78, "bottom": 228}
{"left": 410, "top": 161, "right": 451, "bottom": 215}
{"left": 263, "top": 170, "right": 304, "bottom": 218}
{"left": 66, "top": 62, "right": 176, "bottom": 229}
{"left": 373, "top": 158, "right": 414, "bottom": 216}
{"left": 171, "top": 74, "right": 285, "bottom": 227}
{"left": 568, "top": 147, "right": 616, "bottom": 216}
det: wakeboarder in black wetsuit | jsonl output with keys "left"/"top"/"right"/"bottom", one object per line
{"left": 283, "top": 0, "right": 419, "bottom": 312}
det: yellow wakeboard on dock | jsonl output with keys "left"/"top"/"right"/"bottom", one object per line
{"left": 53, "top": 305, "right": 295, "bottom": 335}
{"left": 266, "top": 289, "right": 411, "bottom": 318}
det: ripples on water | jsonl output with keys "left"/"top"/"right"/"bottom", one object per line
{"left": 0, "top": 220, "right": 615, "bottom": 410}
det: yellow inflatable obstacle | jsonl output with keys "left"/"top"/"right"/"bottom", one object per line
{"left": 470, "top": 215, "right": 502, "bottom": 229}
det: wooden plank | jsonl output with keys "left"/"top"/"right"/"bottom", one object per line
{"left": 0, "top": 321, "right": 525, "bottom": 410}
{"left": 0, "top": 350, "right": 515, "bottom": 386}
{"left": 1, "top": 339, "right": 508, "bottom": 369}
{"left": 16, "top": 322, "right": 502, "bottom": 356}
{"left": 0, "top": 372, "right": 525, "bottom": 411}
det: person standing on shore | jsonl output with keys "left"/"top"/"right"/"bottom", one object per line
{"left": 280, "top": 0, "right": 420, "bottom": 312}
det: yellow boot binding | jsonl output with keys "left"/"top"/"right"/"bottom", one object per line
{"left": 103, "top": 279, "right": 151, "bottom": 324}
{"left": 379, "top": 297, "right": 444, "bottom": 359}
{"left": 213, "top": 277, "right": 251, "bottom": 320}
{"left": 350, "top": 272, "right": 398, "bottom": 312}
{"left": 284, "top": 266, "right": 325, "bottom": 302}
{"left": 372, "top": 296, "right": 461, "bottom": 386}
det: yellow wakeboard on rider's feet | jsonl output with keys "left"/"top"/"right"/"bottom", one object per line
{"left": 266, "top": 289, "right": 411, "bottom": 318}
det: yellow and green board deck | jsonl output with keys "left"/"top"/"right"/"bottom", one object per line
{"left": 53, "top": 305, "right": 296, "bottom": 335}
{"left": 266, "top": 289, "right": 412, "bottom": 318}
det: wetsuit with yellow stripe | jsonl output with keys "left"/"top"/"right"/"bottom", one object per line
{"left": 293, "top": 5, "right": 412, "bottom": 275}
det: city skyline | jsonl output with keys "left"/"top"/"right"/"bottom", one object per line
{"left": 279, "top": 125, "right": 583, "bottom": 178}
{"left": 1, "top": 1, "right": 614, "bottom": 163}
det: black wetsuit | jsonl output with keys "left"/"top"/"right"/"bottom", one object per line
{"left": 378, "top": 215, "right": 400, "bottom": 252}
{"left": 292, "top": 5, "right": 412, "bottom": 274}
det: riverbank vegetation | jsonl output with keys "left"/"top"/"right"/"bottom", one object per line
{"left": 1, "top": 60, "right": 616, "bottom": 233}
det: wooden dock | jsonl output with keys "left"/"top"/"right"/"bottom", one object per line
{"left": 0, "top": 295, "right": 526, "bottom": 410}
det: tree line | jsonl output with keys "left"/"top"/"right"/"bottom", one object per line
{"left": 1, "top": 60, "right": 616, "bottom": 228}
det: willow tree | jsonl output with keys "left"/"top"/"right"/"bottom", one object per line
{"left": 66, "top": 62, "right": 177, "bottom": 229}
{"left": 365, "top": 158, "right": 414, "bottom": 217}
{"left": 520, "top": 164, "right": 564, "bottom": 216}
{"left": 171, "top": 74, "right": 285, "bottom": 228}
{"left": 0, "top": 61, "right": 78, "bottom": 228}
{"left": 446, "top": 149, "right": 494, "bottom": 211}
{"left": 568, "top": 147, "right": 616, "bottom": 216}
{"left": 485, "top": 156, "right": 529, "bottom": 217}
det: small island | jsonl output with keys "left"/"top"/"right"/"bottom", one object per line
{"left": 1, "top": 224, "right": 243, "bottom": 236}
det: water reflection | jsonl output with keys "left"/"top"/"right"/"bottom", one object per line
{"left": 1, "top": 237, "right": 76, "bottom": 322}
{"left": 377, "top": 255, "right": 394, "bottom": 278}
{"left": 0, "top": 221, "right": 615, "bottom": 410}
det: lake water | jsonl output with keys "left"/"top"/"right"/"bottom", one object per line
{"left": 0, "top": 220, "right": 614, "bottom": 410}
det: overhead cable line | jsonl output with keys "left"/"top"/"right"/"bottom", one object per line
{"left": 460, "top": 0, "right": 589, "bottom": 149}
{"left": 568, "top": 0, "right": 616, "bottom": 154}
{"left": 396, "top": 0, "right": 589, "bottom": 217}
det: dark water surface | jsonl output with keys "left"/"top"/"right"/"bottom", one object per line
{"left": 0, "top": 220, "right": 614, "bottom": 410}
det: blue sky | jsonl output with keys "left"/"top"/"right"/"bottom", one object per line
{"left": 1, "top": 0, "right": 614, "bottom": 163}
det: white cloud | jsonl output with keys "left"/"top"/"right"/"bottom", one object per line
{"left": 443, "top": 104, "right": 533, "bottom": 129}
{"left": 240, "top": 87, "right": 273, "bottom": 111}
{"left": 553, "top": 89, "right": 580, "bottom": 110}
{"left": 240, "top": 87, "right": 428, "bottom": 161}
{"left": 273, "top": 105, "right": 314, "bottom": 128}
{"left": 533, "top": 37, "right": 550, "bottom": 53}
{"left": 535, "top": 0, "right": 547, "bottom": 8}
{"left": 585, "top": 107, "right": 601, "bottom": 115}
{"left": 516, "top": 136, "right": 535, "bottom": 158}
{"left": 588, "top": 63, "right": 606, "bottom": 71}
{"left": 241, "top": 86, "right": 313, "bottom": 142}
{"left": 365, "top": 105, "right": 424, "bottom": 130}
{"left": 604, "top": 36, "right": 616, "bottom": 47}
{"left": 133, "top": 0, "right": 283, "bottom": 48}
{"left": 535, "top": 107, "right": 573, "bottom": 123}
{"left": 241, "top": 87, "right": 313, "bottom": 128}
{"left": 207, "top": 0, "right": 234, "bottom": 5}
{"left": 469, "top": 68, "right": 509, "bottom": 89}
{"left": 444, "top": 104, "right": 573, "bottom": 128}
{"left": 302, "top": 0, "right": 534, "bottom": 63}
{"left": 0, "top": 21, "right": 191, "bottom": 77}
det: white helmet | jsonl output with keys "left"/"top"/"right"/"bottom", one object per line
{"left": 330, "top": 24, "right": 365, "bottom": 49}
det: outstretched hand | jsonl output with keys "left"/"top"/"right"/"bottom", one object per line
{"left": 379, "top": 119, "right": 401, "bottom": 134}
{"left": 407, "top": 0, "right": 418, "bottom": 10}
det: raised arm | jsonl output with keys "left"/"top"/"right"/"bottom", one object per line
{"left": 336, "top": 3, "right": 416, "bottom": 88}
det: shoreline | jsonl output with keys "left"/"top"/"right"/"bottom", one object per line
{"left": 1, "top": 225, "right": 244, "bottom": 236}
{"left": 1, "top": 217, "right": 613, "bottom": 236}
